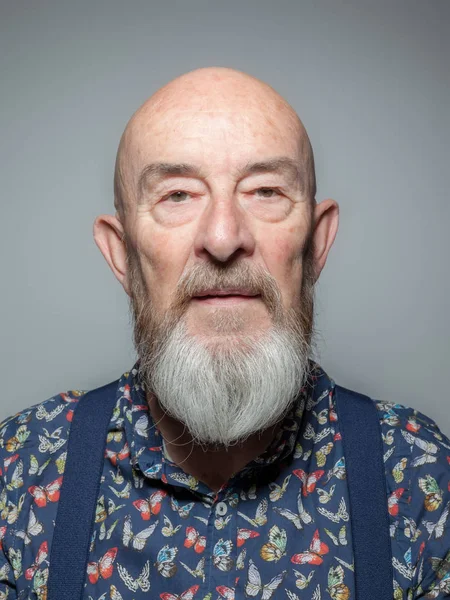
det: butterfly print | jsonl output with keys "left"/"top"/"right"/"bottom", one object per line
{"left": 86, "top": 547, "right": 118, "bottom": 584}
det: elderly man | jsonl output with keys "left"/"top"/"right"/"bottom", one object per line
{"left": 1, "top": 68, "right": 449, "bottom": 600}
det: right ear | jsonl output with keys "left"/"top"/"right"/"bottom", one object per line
{"left": 93, "top": 214, "right": 131, "bottom": 296}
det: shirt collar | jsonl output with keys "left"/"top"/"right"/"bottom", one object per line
{"left": 118, "top": 358, "right": 335, "bottom": 494}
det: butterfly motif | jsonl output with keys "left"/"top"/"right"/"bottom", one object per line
{"left": 38, "top": 428, "right": 66, "bottom": 454}
{"left": 323, "top": 458, "right": 346, "bottom": 484}
{"left": 109, "top": 482, "right": 132, "bottom": 499}
{"left": 293, "top": 569, "right": 315, "bottom": 590}
{"left": 25, "top": 541, "right": 48, "bottom": 580}
{"left": 133, "top": 490, "right": 167, "bottom": 520}
{"left": 317, "top": 497, "right": 349, "bottom": 523}
{"left": 87, "top": 547, "right": 118, "bottom": 584}
{"left": 32, "top": 566, "right": 48, "bottom": 600}
{"left": 5, "top": 425, "right": 30, "bottom": 453}
{"left": 269, "top": 475, "right": 291, "bottom": 502}
{"left": 6, "top": 460, "right": 24, "bottom": 491}
{"left": 312, "top": 408, "right": 328, "bottom": 425}
{"left": 217, "top": 585, "right": 236, "bottom": 599}
{"left": 236, "top": 548, "right": 247, "bottom": 570}
{"left": 293, "top": 469, "right": 324, "bottom": 496}
{"left": 214, "top": 515, "right": 232, "bottom": 530}
{"left": 170, "top": 497, "right": 195, "bottom": 519}
{"left": 1, "top": 491, "right": 25, "bottom": 525}
{"left": 160, "top": 584, "right": 200, "bottom": 600}
{"left": 327, "top": 565, "right": 350, "bottom": 600}
{"left": 317, "top": 484, "right": 336, "bottom": 504}
{"left": 117, "top": 560, "right": 151, "bottom": 592}
{"left": 382, "top": 428, "right": 395, "bottom": 446}
{"left": 401, "top": 430, "right": 438, "bottom": 467}
{"left": 324, "top": 525, "right": 348, "bottom": 546}
{"left": 244, "top": 558, "right": 286, "bottom": 599}
{"left": 155, "top": 544, "right": 178, "bottom": 578}
{"left": 238, "top": 498, "right": 268, "bottom": 527}
{"left": 392, "top": 458, "right": 408, "bottom": 484}
{"left": 134, "top": 414, "right": 149, "bottom": 437}
{"left": 260, "top": 525, "right": 287, "bottom": 562}
{"left": 388, "top": 488, "right": 406, "bottom": 516}
{"left": 423, "top": 500, "right": 450, "bottom": 539}
{"left": 28, "top": 477, "right": 63, "bottom": 507}
{"left": 15, "top": 506, "right": 43, "bottom": 545}
{"left": 55, "top": 451, "right": 67, "bottom": 475}
{"left": 105, "top": 443, "right": 130, "bottom": 466}
{"left": 315, "top": 442, "right": 334, "bottom": 468}
{"left": 418, "top": 474, "right": 443, "bottom": 511}
{"left": 291, "top": 529, "right": 329, "bottom": 565}
{"left": 402, "top": 517, "right": 422, "bottom": 543}
{"left": 99, "top": 518, "right": 119, "bottom": 541}
{"left": 240, "top": 484, "right": 257, "bottom": 501}
{"left": 162, "top": 514, "right": 182, "bottom": 537}
{"left": 180, "top": 556, "right": 206, "bottom": 581}
{"left": 122, "top": 514, "right": 158, "bottom": 550}
{"left": 169, "top": 472, "right": 199, "bottom": 491}
{"left": 36, "top": 403, "right": 65, "bottom": 422}
{"left": 8, "top": 547, "right": 23, "bottom": 580}
{"left": 109, "top": 467, "right": 124, "bottom": 485}
{"left": 144, "top": 463, "right": 162, "bottom": 478}
{"left": 184, "top": 526, "right": 206, "bottom": 553}
{"left": 3, "top": 453, "right": 19, "bottom": 473}
{"left": 237, "top": 528, "right": 260, "bottom": 547}
{"left": 106, "top": 430, "right": 123, "bottom": 443}
{"left": 28, "top": 454, "right": 51, "bottom": 477}
{"left": 213, "top": 539, "right": 234, "bottom": 572}
{"left": 273, "top": 491, "right": 313, "bottom": 530}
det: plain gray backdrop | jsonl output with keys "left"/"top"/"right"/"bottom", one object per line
{"left": 1, "top": 1, "right": 449, "bottom": 433}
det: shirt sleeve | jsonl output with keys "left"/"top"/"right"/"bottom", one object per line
{"left": 0, "top": 473, "right": 17, "bottom": 599}
{"left": 397, "top": 410, "right": 450, "bottom": 599}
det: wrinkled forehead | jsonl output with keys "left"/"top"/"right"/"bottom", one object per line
{"left": 122, "top": 102, "right": 303, "bottom": 186}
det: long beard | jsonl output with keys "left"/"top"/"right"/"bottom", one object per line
{"left": 127, "top": 237, "right": 317, "bottom": 448}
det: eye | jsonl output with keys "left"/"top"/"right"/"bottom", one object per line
{"left": 254, "top": 187, "right": 280, "bottom": 199}
{"left": 164, "top": 191, "right": 190, "bottom": 203}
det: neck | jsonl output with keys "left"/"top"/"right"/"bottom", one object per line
{"left": 147, "top": 393, "right": 282, "bottom": 492}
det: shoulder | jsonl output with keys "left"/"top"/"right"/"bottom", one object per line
{"left": 374, "top": 400, "right": 450, "bottom": 596}
{"left": 0, "top": 389, "right": 87, "bottom": 496}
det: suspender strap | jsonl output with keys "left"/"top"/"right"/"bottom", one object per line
{"left": 335, "top": 384, "right": 393, "bottom": 600}
{"left": 47, "top": 380, "right": 119, "bottom": 600}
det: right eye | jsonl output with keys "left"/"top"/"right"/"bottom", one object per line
{"left": 164, "top": 191, "right": 190, "bottom": 203}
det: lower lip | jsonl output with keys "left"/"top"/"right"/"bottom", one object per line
{"left": 193, "top": 295, "right": 260, "bottom": 306}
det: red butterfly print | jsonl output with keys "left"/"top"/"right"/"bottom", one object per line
{"left": 28, "top": 477, "right": 63, "bottom": 507}
{"left": 293, "top": 469, "right": 325, "bottom": 496}
{"left": 237, "top": 528, "right": 260, "bottom": 547}
{"left": 105, "top": 443, "right": 130, "bottom": 466}
{"left": 160, "top": 584, "right": 200, "bottom": 600}
{"left": 133, "top": 490, "right": 167, "bottom": 520}
{"left": 87, "top": 547, "right": 118, "bottom": 584}
{"left": 4, "top": 454, "right": 19, "bottom": 472}
{"left": 388, "top": 488, "right": 405, "bottom": 516}
{"left": 291, "top": 529, "right": 329, "bottom": 565}
{"left": 184, "top": 527, "right": 206, "bottom": 553}
{"left": 25, "top": 541, "right": 48, "bottom": 580}
{"left": 216, "top": 585, "right": 235, "bottom": 599}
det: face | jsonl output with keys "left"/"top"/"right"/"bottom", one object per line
{"left": 95, "top": 72, "right": 338, "bottom": 447}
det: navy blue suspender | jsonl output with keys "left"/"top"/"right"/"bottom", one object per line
{"left": 47, "top": 381, "right": 393, "bottom": 599}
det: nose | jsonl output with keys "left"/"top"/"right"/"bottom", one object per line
{"left": 193, "top": 195, "right": 256, "bottom": 263}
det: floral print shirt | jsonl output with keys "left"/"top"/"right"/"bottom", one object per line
{"left": 0, "top": 360, "right": 449, "bottom": 600}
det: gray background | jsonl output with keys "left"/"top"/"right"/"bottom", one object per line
{"left": 1, "top": 1, "right": 449, "bottom": 433}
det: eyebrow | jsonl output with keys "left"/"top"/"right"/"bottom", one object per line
{"left": 137, "top": 157, "right": 303, "bottom": 200}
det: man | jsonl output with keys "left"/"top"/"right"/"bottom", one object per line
{"left": 0, "top": 67, "right": 449, "bottom": 600}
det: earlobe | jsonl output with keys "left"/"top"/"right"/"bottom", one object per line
{"left": 93, "top": 215, "right": 131, "bottom": 296}
{"left": 312, "top": 199, "right": 339, "bottom": 281}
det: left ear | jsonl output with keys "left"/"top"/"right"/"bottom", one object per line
{"left": 311, "top": 198, "right": 339, "bottom": 281}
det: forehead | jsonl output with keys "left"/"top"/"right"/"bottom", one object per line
{"left": 126, "top": 105, "right": 301, "bottom": 180}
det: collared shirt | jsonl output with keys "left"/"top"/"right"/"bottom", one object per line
{"left": 0, "top": 361, "right": 449, "bottom": 600}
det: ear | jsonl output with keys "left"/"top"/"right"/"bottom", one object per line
{"left": 311, "top": 198, "right": 339, "bottom": 281}
{"left": 93, "top": 214, "right": 131, "bottom": 296}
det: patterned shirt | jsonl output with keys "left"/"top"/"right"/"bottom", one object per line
{"left": 0, "top": 360, "right": 449, "bottom": 600}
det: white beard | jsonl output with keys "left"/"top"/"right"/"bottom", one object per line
{"left": 143, "top": 316, "right": 311, "bottom": 447}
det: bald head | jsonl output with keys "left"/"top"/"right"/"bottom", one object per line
{"left": 114, "top": 67, "right": 316, "bottom": 221}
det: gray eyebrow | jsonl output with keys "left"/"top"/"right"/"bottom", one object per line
{"left": 137, "top": 157, "right": 303, "bottom": 201}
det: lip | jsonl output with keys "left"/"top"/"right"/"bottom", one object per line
{"left": 194, "top": 289, "right": 259, "bottom": 297}
{"left": 192, "top": 294, "right": 260, "bottom": 306}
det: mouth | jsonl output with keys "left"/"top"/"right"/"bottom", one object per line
{"left": 192, "top": 293, "right": 261, "bottom": 305}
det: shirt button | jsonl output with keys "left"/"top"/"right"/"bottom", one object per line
{"left": 216, "top": 501, "right": 228, "bottom": 516}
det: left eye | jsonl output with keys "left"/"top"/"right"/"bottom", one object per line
{"left": 166, "top": 191, "right": 190, "bottom": 202}
{"left": 255, "top": 188, "right": 279, "bottom": 198}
